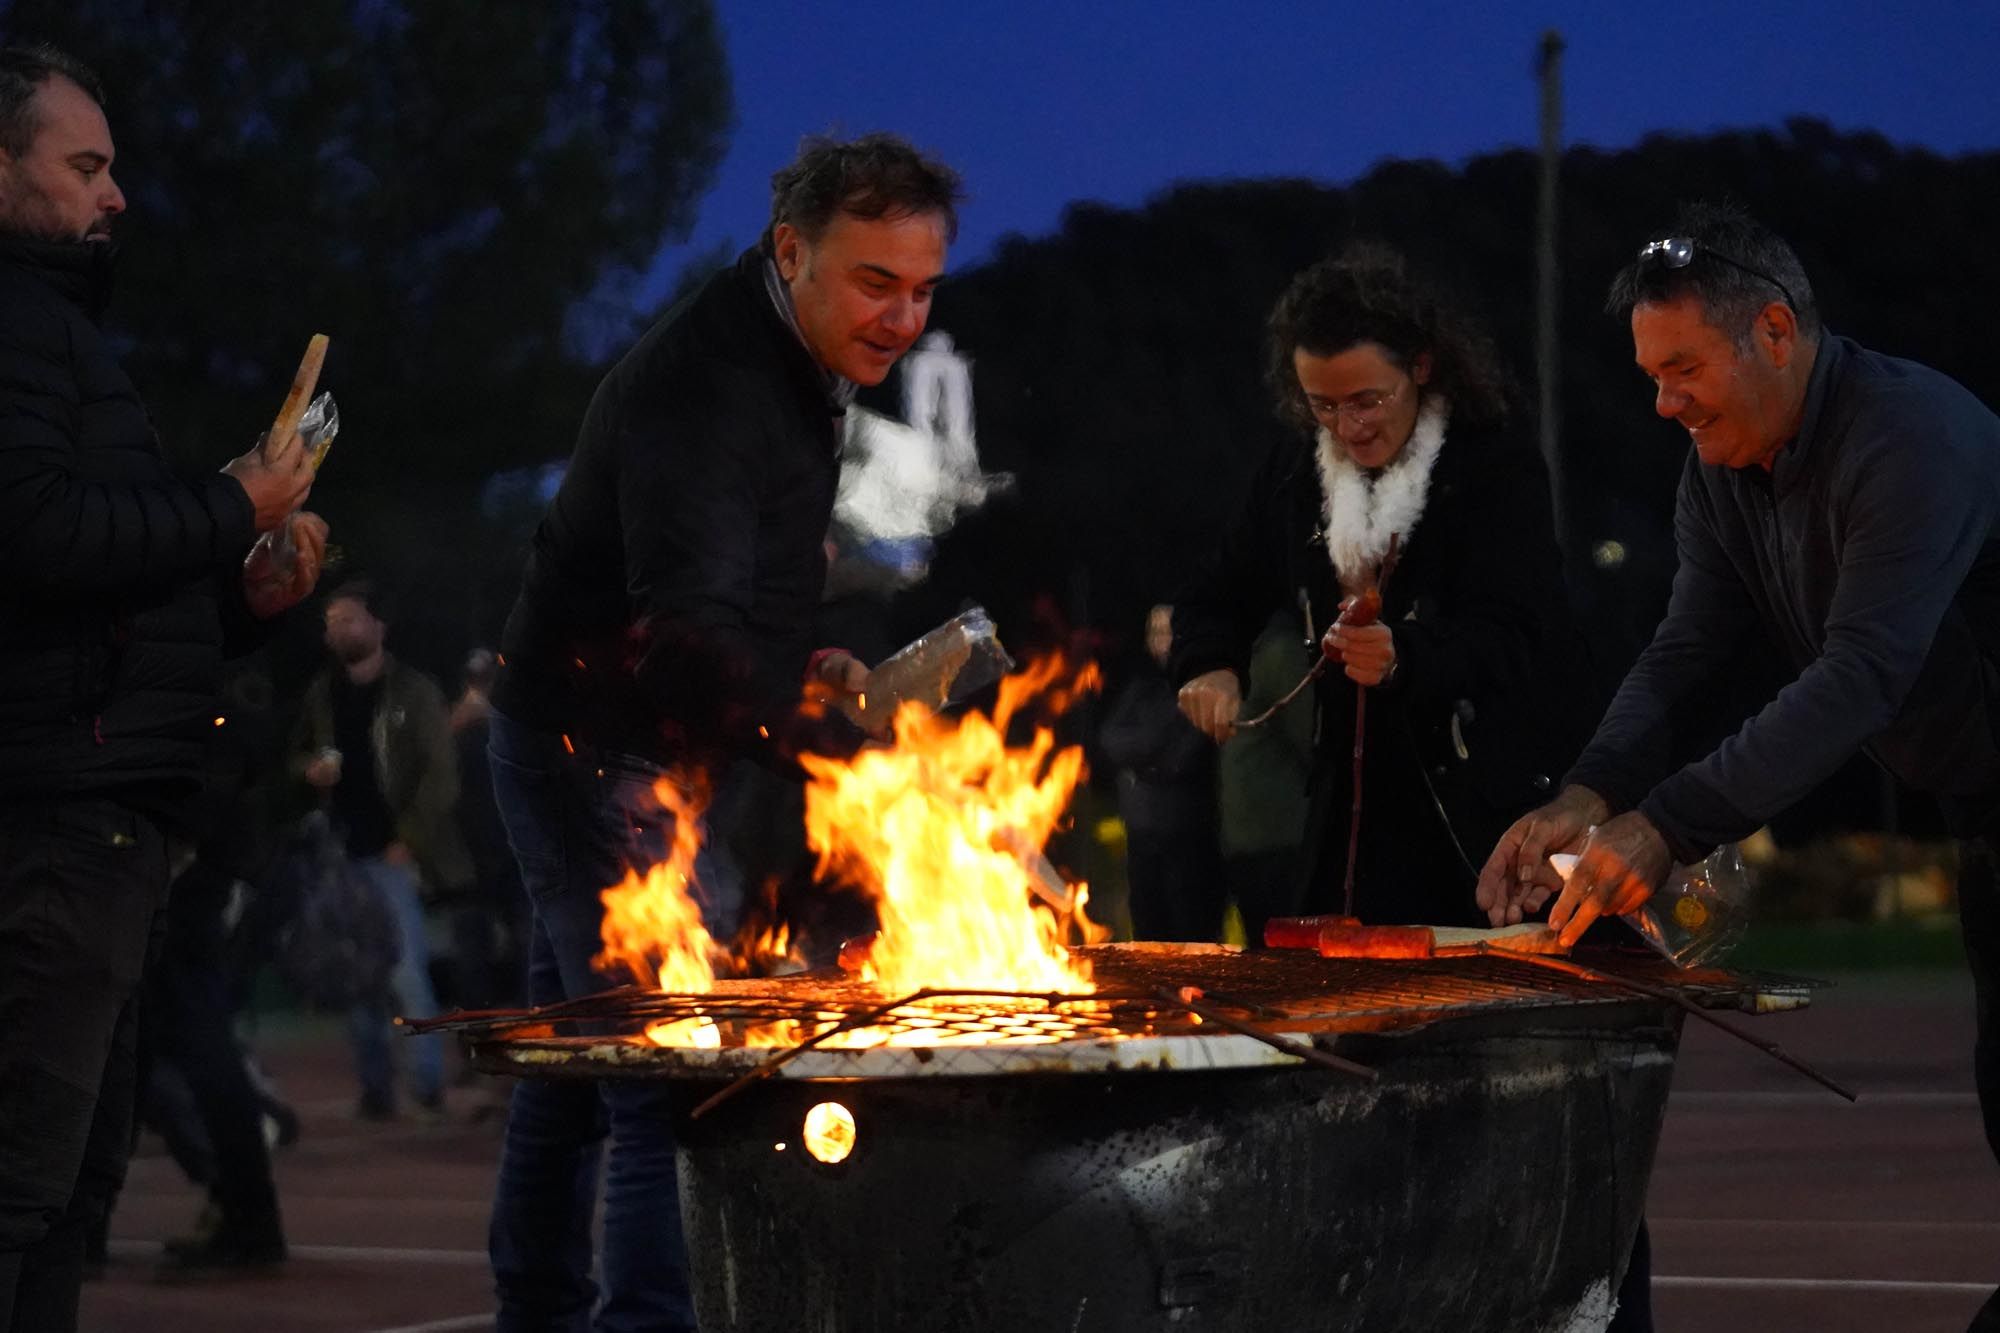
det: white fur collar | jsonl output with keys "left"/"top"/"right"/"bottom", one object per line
{"left": 1314, "top": 395, "right": 1450, "bottom": 593}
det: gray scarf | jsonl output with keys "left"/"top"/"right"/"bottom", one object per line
{"left": 763, "top": 256, "right": 859, "bottom": 411}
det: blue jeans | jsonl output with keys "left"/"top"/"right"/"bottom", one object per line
{"left": 346, "top": 855, "right": 443, "bottom": 1109}
{"left": 487, "top": 711, "right": 727, "bottom": 1333}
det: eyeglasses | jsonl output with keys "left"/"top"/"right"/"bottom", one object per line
{"left": 1306, "top": 381, "right": 1406, "bottom": 429}
{"left": 1637, "top": 236, "right": 1798, "bottom": 314}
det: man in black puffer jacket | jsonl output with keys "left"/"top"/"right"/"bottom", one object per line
{"left": 0, "top": 43, "right": 326, "bottom": 1333}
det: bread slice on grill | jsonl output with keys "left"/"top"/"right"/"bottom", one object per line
{"left": 1430, "top": 922, "right": 1568, "bottom": 955}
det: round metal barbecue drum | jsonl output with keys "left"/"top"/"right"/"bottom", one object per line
{"left": 459, "top": 944, "right": 1813, "bottom": 1333}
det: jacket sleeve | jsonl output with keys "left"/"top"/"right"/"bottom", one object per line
{"left": 0, "top": 297, "right": 257, "bottom": 595}
{"left": 617, "top": 366, "right": 812, "bottom": 753}
{"left": 1389, "top": 435, "right": 1563, "bottom": 714}
{"left": 394, "top": 673, "right": 468, "bottom": 888}
{"left": 1633, "top": 418, "right": 2000, "bottom": 861}
{"left": 1565, "top": 458, "right": 1765, "bottom": 825}
{"left": 1170, "top": 444, "right": 1297, "bottom": 689}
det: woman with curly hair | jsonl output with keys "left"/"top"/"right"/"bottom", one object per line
{"left": 1173, "top": 244, "right": 1595, "bottom": 935}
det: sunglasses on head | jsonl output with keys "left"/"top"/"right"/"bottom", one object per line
{"left": 1637, "top": 236, "right": 1798, "bottom": 314}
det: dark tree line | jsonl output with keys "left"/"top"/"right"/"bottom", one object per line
{"left": 0, "top": 0, "right": 733, "bottom": 677}
{"left": 897, "top": 121, "right": 2000, "bottom": 677}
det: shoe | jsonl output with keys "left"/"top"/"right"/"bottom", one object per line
{"left": 356, "top": 1090, "right": 396, "bottom": 1121}
{"left": 413, "top": 1088, "right": 447, "bottom": 1124}
{"left": 154, "top": 1224, "right": 287, "bottom": 1281}
{"left": 163, "top": 1199, "right": 223, "bottom": 1257}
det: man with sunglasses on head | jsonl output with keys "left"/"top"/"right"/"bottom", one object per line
{"left": 1479, "top": 201, "right": 2000, "bottom": 1330}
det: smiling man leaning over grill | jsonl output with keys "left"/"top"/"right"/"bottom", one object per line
{"left": 1478, "top": 202, "right": 2000, "bottom": 1332}
{"left": 484, "top": 133, "right": 960, "bottom": 1333}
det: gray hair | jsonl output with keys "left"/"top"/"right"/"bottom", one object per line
{"left": 1607, "top": 201, "right": 1820, "bottom": 343}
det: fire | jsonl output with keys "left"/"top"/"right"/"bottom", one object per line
{"left": 800, "top": 653, "right": 1106, "bottom": 1002}
{"left": 596, "top": 772, "right": 728, "bottom": 1046}
{"left": 597, "top": 654, "right": 1107, "bottom": 1048}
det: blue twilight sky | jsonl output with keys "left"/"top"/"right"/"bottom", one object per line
{"left": 642, "top": 1, "right": 2000, "bottom": 302}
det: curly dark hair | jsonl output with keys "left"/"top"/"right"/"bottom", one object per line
{"left": 764, "top": 132, "right": 963, "bottom": 247}
{"left": 1267, "top": 244, "right": 1514, "bottom": 435}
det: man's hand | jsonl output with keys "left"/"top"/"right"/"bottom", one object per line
{"left": 302, "top": 750, "right": 342, "bottom": 789}
{"left": 811, "top": 649, "right": 870, "bottom": 699}
{"left": 1176, "top": 668, "right": 1242, "bottom": 744}
{"left": 383, "top": 841, "right": 414, "bottom": 868}
{"left": 1475, "top": 784, "right": 1610, "bottom": 925}
{"left": 1546, "top": 811, "right": 1673, "bottom": 948}
{"left": 1323, "top": 619, "right": 1396, "bottom": 686}
{"left": 243, "top": 512, "right": 329, "bottom": 619}
{"left": 223, "top": 428, "right": 315, "bottom": 532}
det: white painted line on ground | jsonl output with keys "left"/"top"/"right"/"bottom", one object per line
{"left": 1655, "top": 1275, "right": 1993, "bottom": 1295}
{"left": 1671, "top": 1090, "right": 1978, "bottom": 1108}
{"left": 107, "top": 1239, "right": 486, "bottom": 1266}
{"left": 362, "top": 1316, "right": 492, "bottom": 1333}
{"left": 1653, "top": 1216, "right": 2000, "bottom": 1233}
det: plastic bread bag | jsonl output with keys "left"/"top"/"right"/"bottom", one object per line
{"left": 245, "top": 390, "right": 340, "bottom": 589}
{"left": 840, "top": 606, "right": 1014, "bottom": 736}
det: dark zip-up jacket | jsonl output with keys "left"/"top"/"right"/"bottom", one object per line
{"left": 0, "top": 238, "right": 261, "bottom": 818}
{"left": 1568, "top": 335, "right": 2000, "bottom": 857}
{"left": 290, "top": 654, "right": 473, "bottom": 893}
{"left": 493, "top": 248, "right": 845, "bottom": 766}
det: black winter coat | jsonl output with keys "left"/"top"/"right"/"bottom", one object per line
{"left": 0, "top": 239, "right": 261, "bottom": 817}
{"left": 1173, "top": 418, "right": 1594, "bottom": 927}
{"left": 494, "top": 248, "right": 846, "bottom": 766}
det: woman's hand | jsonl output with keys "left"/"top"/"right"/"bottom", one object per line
{"left": 1176, "top": 669, "right": 1242, "bottom": 743}
{"left": 1322, "top": 620, "right": 1396, "bottom": 686}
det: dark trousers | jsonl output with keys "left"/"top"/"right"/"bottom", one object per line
{"left": 1126, "top": 828, "right": 1225, "bottom": 943}
{"left": 147, "top": 859, "right": 282, "bottom": 1236}
{"left": 486, "top": 712, "right": 698, "bottom": 1333}
{"left": 0, "top": 799, "right": 168, "bottom": 1333}
{"left": 1949, "top": 830, "right": 2000, "bottom": 1333}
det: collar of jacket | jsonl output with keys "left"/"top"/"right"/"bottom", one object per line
{"left": 0, "top": 234, "right": 117, "bottom": 320}
{"left": 739, "top": 243, "right": 856, "bottom": 423}
{"left": 1768, "top": 332, "right": 1846, "bottom": 494}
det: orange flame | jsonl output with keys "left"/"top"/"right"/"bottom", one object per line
{"left": 800, "top": 654, "right": 1106, "bottom": 1002}
{"left": 599, "top": 655, "right": 1109, "bottom": 1048}
{"left": 596, "top": 773, "right": 727, "bottom": 1045}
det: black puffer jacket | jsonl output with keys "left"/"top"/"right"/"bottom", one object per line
{"left": 493, "top": 247, "right": 846, "bottom": 766}
{"left": 0, "top": 238, "right": 259, "bottom": 818}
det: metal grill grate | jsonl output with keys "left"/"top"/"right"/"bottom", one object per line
{"left": 420, "top": 944, "right": 1803, "bottom": 1051}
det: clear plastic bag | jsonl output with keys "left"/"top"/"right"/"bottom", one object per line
{"left": 1622, "top": 844, "right": 1753, "bottom": 968}
{"left": 840, "top": 606, "right": 1014, "bottom": 736}
{"left": 245, "top": 391, "right": 339, "bottom": 587}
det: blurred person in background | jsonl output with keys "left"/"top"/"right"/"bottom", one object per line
{"left": 485, "top": 132, "right": 959, "bottom": 1332}
{"left": 0, "top": 41, "right": 324, "bottom": 1333}
{"left": 139, "top": 664, "right": 290, "bottom": 1277}
{"left": 1100, "top": 605, "right": 1225, "bottom": 941}
{"left": 1218, "top": 609, "right": 1315, "bottom": 948}
{"left": 1480, "top": 204, "right": 2000, "bottom": 1333}
{"left": 448, "top": 646, "right": 523, "bottom": 1016}
{"left": 291, "top": 578, "right": 470, "bottom": 1122}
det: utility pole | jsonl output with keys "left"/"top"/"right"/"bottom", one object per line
{"left": 1536, "top": 31, "right": 1567, "bottom": 557}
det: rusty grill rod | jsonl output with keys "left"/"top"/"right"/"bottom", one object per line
{"left": 1157, "top": 988, "right": 1378, "bottom": 1081}
{"left": 1480, "top": 946, "right": 1856, "bottom": 1102}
